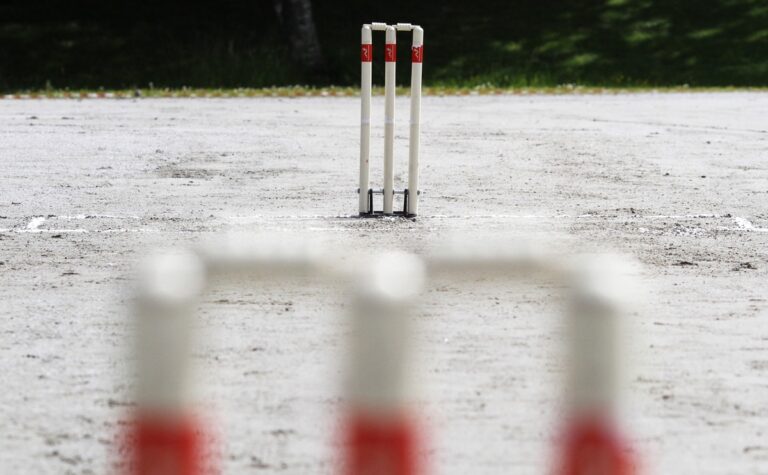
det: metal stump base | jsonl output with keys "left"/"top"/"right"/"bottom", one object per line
{"left": 357, "top": 188, "right": 418, "bottom": 218}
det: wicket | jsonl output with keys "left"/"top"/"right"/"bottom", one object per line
{"left": 359, "top": 23, "right": 423, "bottom": 217}
{"left": 124, "top": 239, "right": 639, "bottom": 475}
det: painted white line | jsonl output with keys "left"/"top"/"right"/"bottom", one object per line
{"left": 26, "top": 217, "right": 46, "bottom": 230}
{"left": 730, "top": 217, "right": 768, "bottom": 233}
{"left": 16, "top": 228, "right": 87, "bottom": 234}
{"left": 56, "top": 214, "right": 141, "bottom": 220}
{"left": 643, "top": 214, "right": 724, "bottom": 219}
{"left": 3, "top": 215, "right": 764, "bottom": 235}
{"left": 10, "top": 228, "right": 159, "bottom": 234}
{"left": 224, "top": 213, "right": 768, "bottom": 233}
{"left": 5, "top": 215, "right": 145, "bottom": 233}
{"left": 227, "top": 213, "right": 734, "bottom": 221}
{"left": 100, "top": 229, "right": 159, "bottom": 234}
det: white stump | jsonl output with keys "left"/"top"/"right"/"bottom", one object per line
{"left": 383, "top": 26, "right": 397, "bottom": 215}
{"left": 359, "top": 25, "right": 373, "bottom": 214}
{"left": 407, "top": 27, "right": 423, "bottom": 216}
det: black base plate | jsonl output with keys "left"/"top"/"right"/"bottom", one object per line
{"left": 357, "top": 188, "right": 417, "bottom": 218}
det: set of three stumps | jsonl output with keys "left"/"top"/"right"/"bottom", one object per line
{"left": 358, "top": 22, "right": 423, "bottom": 218}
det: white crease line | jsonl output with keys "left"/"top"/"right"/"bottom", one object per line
{"left": 14, "top": 214, "right": 728, "bottom": 224}
{"left": 100, "top": 229, "right": 159, "bottom": 233}
{"left": 0, "top": 215, "right": 147, "bottom": 234}
{"left": 428, "top": 214, "right": 730, "bottom": 219}
{"left": 729, "top": 217, "right": 768, "bottom": 233}
{"left": 4, "top": 215, "right": 764, "bottom": 234}
{"left": 227, "top": 213, "right": 728, "bottom": 221}
{"left": 227, "top": 215, "right": 354, "bottom": 222}
{"left": 227, "top": 214, "right": 579, "bottom": 221}
{"left": 643, "top": 214, "right": 723, "bottom": 219}
{"left": 7, "top": 228, "right": 158, "bottom": 234}
{"left": 57, "top": 214, "right": 141, "bottom": 220}
{"left": 17, "top": 229, "right": 87, "bottom": 234}
{"left": 225, "top": 213, "right": 768, "bottom": 233}
{"left": 26, "top": 217, "right": 46, "bottom": 230}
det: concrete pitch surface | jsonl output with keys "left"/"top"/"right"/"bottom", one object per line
{"left": 0, "top": 93, "right": 766, "bottom": 474}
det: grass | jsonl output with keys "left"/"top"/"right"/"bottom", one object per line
{"left": 3, "top": 1, "right": 766, "bottom": 92}
{"left": 2, "top": 84, "right": 766, "bottom": 100}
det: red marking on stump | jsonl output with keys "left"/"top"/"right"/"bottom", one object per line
{"left": 557, "top": 416, "right": 636, "bottom": 475}
{"left": 385, "top": 44, "right": 397, "bottom": 63}
{"left": 411, "top": 46, "right": 424, "bottom": 63}
{"left": 343, "top": 412, "right": 422, "bottom": 475}
{"left": 125, "top": 414, "right": 208, "bottom": 475}
{"left": 361, "top": 44, "right": 373, "bottom": 63}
